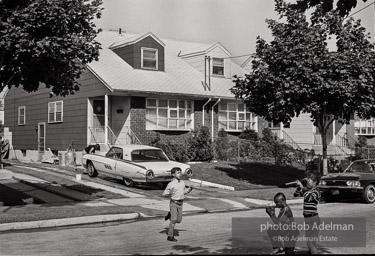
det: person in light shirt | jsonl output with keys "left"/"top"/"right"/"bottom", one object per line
{"left": 162, "top": 167, "right": 193, "bottom": 242}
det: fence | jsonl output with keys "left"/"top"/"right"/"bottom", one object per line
{"left": 211, "top": 137, "right": 315, "bottom": 166}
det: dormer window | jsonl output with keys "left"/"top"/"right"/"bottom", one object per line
{"left": 142, "top": 47, "right": 158, "bottom": 70}
{"left": 212, "top": 58, "right": 224, "bottom": 76}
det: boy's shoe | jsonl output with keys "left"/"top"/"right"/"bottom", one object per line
{"left": 167, "top": 236, "right": 177, "bottom": 242}
{"left": 165, "top": 212, "right": 171, "bottom": 221}
{"left": 271, "top": 247, "right": 283, "bottom": 255}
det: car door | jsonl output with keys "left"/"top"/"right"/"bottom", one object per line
{"left": 96, "top": 147, "right": 119, "bottom": 175}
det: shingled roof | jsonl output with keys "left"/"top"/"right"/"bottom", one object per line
{"left": 87, "top": 30, "right": 248, "bottom": 99}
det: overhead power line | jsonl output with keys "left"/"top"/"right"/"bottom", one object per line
{"left": 345, "top": 1, "right": 375, "bottom": 19}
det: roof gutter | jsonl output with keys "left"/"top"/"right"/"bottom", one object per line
{"left": 211, "top": 98, "right": 221, "bottom": 140}
{"left": 202, "top": 98, "right": 212, "bottom": 126}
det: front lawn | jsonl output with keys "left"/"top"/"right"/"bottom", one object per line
{"left": 190, "top": 161, "right": 306, "bottom": 190}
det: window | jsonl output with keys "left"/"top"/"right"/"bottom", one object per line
{"left": 212, "top": 58, "right": 224, "bottom": 76}
{"left": 218, "top": 103, "right": 256, "bottom": 131}
{"left": 146, "top": 98, "right": 193, "bottom": 130}
{"left": 18, "top": 106, "right": 26, "bottom": 125}
{"left": 268, "top": 122, "right": 281, "bottom": 129}
{"left": 355, "top": 119, "right": 375, "bottom": 135}
{"left": 48, "top": 101, "right": 63, "bottom": 123}
{"left": 141, "top": 48, "right": 158, "bottom": 70}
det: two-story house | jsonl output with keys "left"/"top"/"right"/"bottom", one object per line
{"left": 4, "top": 30, "right": 263, "bottom": 163}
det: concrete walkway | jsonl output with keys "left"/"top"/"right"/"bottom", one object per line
{"left": 0, "top": 167, "right": 303, "bottom": 232}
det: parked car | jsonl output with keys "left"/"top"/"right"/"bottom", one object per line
{"left": 318, "top": 159, "right": 375, "bottom": 203}
{"left": 81, "top": 144, "right": 193, "bottom": 187}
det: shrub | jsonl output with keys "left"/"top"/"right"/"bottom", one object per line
{"left": 187, "top": 126, "right": 213, "bottom": 162}
{"left": 149, "top": 133, "right": 189, "bottom": 162}
{"left": 214, "top": 129, "right": 230, "bottom": 161}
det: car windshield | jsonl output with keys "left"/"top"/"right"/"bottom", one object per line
{"left": 131, "top": 149, "right": 169, "bottom": 162}
{"left": 345, "top": 162, "right": 375, "bottom": 173}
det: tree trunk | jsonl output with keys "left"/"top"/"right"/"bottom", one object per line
{"left": 321, "top": 131, "right": 328, "bottom": 175}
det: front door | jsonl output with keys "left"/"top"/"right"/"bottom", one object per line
{"left": 92, "top": 99, "right": 105, "bottom": 143}
{"left": 38, "top": 122, "right": 46, "bottom": 153}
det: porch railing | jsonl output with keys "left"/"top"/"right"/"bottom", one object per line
{"left": 282, "top": 130, "right": 302, "bottom": 150}
{"left": 107, "top": 126, "right": 122, "bottom": 145}
{"left": 125, "top": 126, "right": 142, "bottom": 145}
{"left": 88, "top": 126, "right": 105, "bottom": 144}
{"left": 89, "top": 126, "right": 141, "bottom": 145}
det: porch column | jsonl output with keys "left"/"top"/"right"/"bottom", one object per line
{"left": 105, "top": 94, "right": 109, "bottom": 145}
{"left": 332, "top": 121, "right": 336, "bottom": 145}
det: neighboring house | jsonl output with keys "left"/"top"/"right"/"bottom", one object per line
{"left": 0, "top": 88, "right": 6, "bottom": 139}
{"left": 354, "top": 117, "right": 375, "bottom": 145}
{"left": 4, "top": 30, "right": 261, "bottom": 162}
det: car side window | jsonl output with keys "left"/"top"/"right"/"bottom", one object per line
{"left": 106, "top": 147, "right": 123, "bottom": 160}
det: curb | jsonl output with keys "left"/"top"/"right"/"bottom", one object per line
{"left": 0, "top": 213, "right": 140, "bottom": 232}
{"left": 189, "top": 178, "right": 235, "bottom": 191}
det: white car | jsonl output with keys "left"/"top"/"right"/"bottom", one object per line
{"left": 81, "top": 144, "right": 193, "bottom": 187}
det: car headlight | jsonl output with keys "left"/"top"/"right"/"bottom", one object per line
{"left": 346, "top": 180, "right": 360, "bottom": 187}
{"left": 185, "top": 168, "right": 193, "bottom": 178}
{"left": 146, "top": 169, "right": 155, "bottom": 179}
{"left": 320, "top": 180, "right": 326, "bottom": 186}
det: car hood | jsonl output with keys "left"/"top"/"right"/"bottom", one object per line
{"left": 321, "top": 173, "right": 361, "bottom": 181}
{"left": 136, "top": 161, "right": 190, "bottom": 174}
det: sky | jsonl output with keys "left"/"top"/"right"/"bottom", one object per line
{"left": 94, "top": 0, "right": 375, "bottom": 65}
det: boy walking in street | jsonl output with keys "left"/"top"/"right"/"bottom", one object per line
{"left": 162, "top": 167, "right": 193, "bottom": 242}
{"left": 266, "top": 192, "right": 299, "bottom": 255}
{"left": 294, "top": 172, "right": 321, "bottom": 254}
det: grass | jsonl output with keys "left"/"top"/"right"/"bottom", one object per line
{"left": 190, "top": 161, "right": 306, "bottom": 190}
{"left": 0, "top": 160, "right": 307, "bottom": 223}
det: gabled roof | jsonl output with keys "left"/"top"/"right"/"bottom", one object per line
{"left": 109, "top": 31, "right": 165, "bottom": 50}
{"left": 87, "top": 30, "right": 248, "bottom": 99}
{"left": 178, "top": 42, "right": 231, "bottom": 58}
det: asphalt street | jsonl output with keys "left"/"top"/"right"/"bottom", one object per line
{"left": 0, "top": 201, "right": 374, "bottom": 255}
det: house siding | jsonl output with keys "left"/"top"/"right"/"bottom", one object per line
{"left": 4, "top": 70, "right": 111, "bottom": 152}
{"left": 283, "top": 113, "right": 313, "bottom": 147}
{"left": 113, "top": 36, "right": 165, "bottom": 71}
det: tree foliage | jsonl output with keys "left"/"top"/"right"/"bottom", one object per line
{"left": 0, "top": 0, "right": 103, "bottom": 96}
{"left": 231, "top": 0, "right": 375, "bottom": 173}
{"left": 292, "top": 0, "right": 369, "bottom": 17}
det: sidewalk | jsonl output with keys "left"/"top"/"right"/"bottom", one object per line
{"left": 0, "top": 163, "right": 303, "bottom": 232}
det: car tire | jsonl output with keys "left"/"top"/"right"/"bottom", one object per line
{"left": 87, "top": 162, "right": 98, "bottom": 178}
{"left": 123, "top": 178, "right": 134, "bottom": 187}
{"left": 362, "top": 184, "right": 375, "bottom": 204}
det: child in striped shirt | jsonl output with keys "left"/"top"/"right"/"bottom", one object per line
{"left": 294, "top": 172, "right": 321, "bottom": 255}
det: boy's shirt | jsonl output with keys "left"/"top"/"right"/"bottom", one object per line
{"left": 162, "top": 178, "right": 190, "bottom": 200}
{"left": 294, "top": 187, "right": 320, "bottom": 215}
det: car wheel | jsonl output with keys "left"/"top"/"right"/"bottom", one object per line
{"left": 362, "top": 184, "right": 375, "bottom": 204}
{"left": 123, "top": 178, "right": 134, "bottom": 187}
{"left": 87, "top": 162, "right": 98, "bottom": 178}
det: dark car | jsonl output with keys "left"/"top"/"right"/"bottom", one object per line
{"left": 318, "top": 159, "right": 375, "bottom": 204}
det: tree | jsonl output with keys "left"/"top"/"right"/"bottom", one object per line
{"left": 0, "top": 0, "right": 103, "bottom": 96}
{"left": 292, "top": 0, "right": 369, "bottom": 17}
{"left": 231, "top": 0, "right": 375, "bottom": 174}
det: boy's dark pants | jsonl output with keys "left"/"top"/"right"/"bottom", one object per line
{"left": 168, "top": 200, "right": 183, "bottom": 237}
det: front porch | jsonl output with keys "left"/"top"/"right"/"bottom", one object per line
{"left": 87, "top": 95, "right": 141, "bottom": 148}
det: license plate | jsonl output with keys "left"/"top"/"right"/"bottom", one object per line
{"left": 331, "top": 190, "right": 340, "bottom": 195}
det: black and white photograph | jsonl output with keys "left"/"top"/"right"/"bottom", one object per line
{"left": 0, "top": 0, "right": 375, "bottom": 255}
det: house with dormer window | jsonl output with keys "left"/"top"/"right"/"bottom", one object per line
{"left": 4, "top": 30, "right": 264, "bottom": 162}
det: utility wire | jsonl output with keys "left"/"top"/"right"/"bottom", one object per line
{"left": 345, "top": 1, "right": 375, "bottom": 19}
